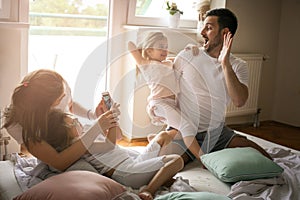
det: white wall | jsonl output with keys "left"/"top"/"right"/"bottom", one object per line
{"left": 0, "top": 0, "right": 29, "bottom": 154}
{"left": 225, "top": 0, "right": 281, "bottom": 124}
{"left": 226, "top": 0, "right": 300, "bottom": 126}
{"left": 272, "top": 0, "right": 300, "bottom": 126}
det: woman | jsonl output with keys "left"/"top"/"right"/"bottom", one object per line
{"left": 3, "top": 69, "right": 119, "bottom": 171}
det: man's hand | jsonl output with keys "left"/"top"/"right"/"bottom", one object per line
{"left": 218, "top": 32, "right": 233, "bottom": 68}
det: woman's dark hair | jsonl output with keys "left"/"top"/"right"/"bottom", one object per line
{"left": 206, "top": 8, "right": 238, "bottom": 36}
{"left": 46, "top": 109, "right": 74, "bottom": 152}
{"left": 3, "top": 69, "right": 64, "bottom": 148}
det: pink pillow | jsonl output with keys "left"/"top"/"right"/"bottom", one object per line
{"left": 14, "top": 171, "right": 126, "bottom": 200}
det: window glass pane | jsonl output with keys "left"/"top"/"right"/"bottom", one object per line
{"left": 28, "top": 0, "right": 109, "bottom": 95}
{"left": 135, "top": 0, "right": 198, "bottom": 20}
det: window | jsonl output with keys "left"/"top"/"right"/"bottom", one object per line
{"left": 127, "top": 0, "right": 199, "bottom": 28}
{"left": 127, "top": 0, "right": 226, "bottom": 28}
{"left": 28, "top": 0, "right": 110, "bottom": 108}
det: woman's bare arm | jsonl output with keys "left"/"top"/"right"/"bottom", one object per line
{"left": 28, "top": 110, "right": 118, "bottom": 171}
{"left": 28, "top": 139, "right": 89, "bottom": 171}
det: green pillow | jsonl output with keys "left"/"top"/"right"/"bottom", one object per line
{"left": 200, "top": 147, "right": 283, "bottom": 183}
{"left": 155, "top": 192, "right": 231, "bottom": 200}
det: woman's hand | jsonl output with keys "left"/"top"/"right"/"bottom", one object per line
{"left": 97, "top": 110, "right": 118, "bottom": 131}
{"left": 94, "top": 100, "right": 105, "bottom": 118}
{"left": 97, "top": 102, "right": 121, "bottom": 130}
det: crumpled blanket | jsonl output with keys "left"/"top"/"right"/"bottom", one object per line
{"left": 120, "top": 176, "right": 197, "bottom": 200}
{"left": 12, "top": 153, "right": 39, "bottom": 192}
{"left": 13, "top": 153, "right": 100, "bottom": 191}
{"left": 228, "top": 147, "right": 300, "bottom": 200}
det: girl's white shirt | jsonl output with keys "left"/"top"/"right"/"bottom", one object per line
{"left": 139, "top": 60, "right": 180, "bottom": 102}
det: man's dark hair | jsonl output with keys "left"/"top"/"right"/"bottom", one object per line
{"left": 206, "top": 8, "right": 238, "bottom": 36}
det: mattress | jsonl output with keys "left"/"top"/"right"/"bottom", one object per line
{"left": 0, "top": 160, "right": 23, "bottom": 200}
{"left": 0, "top": 131, "right": 299, "bottom": 200}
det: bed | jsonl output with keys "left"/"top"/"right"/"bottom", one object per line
{"left": 0, "top": 131, "right": 299, "bottom": 200}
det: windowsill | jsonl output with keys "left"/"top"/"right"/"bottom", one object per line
{"left": 0, "top": 21, "right": 29, "bottom": 29}
{"left": 123, "top": 25, "right": 197, "bottom": 34}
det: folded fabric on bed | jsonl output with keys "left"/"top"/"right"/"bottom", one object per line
{"left": 155, "top": 191, "right": 231, "bottom": 200}
{"left": 228, "top": 147, "right": 300, "bottom": 200}
{"left": 200, "top": 147, "right": 283, "bottom": 183}
{"left": 12, "top": 153, "right": 99, "bottom": 190}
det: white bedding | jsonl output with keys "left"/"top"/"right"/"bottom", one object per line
{"left": 174, "top": 131, "right": 300, "bottom": 200}
{"left": 228, "top": 147, "right": 300, "bottom": 200}
{"left": 1, "top": 131, "right": 299, "bottom": 200}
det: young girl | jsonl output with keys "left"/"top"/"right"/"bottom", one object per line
{"left": 46, "top": 108, "right": 184, "bottom": 200}
{"left": 128, "top": 32, "right": 198, "bottom": 143}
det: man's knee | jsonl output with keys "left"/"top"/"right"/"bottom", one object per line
{"left": 159, "top": 142, "right": 185, "bottom": 155}
{"left": 227, "top": 135, "right": 249, "bottom": 148}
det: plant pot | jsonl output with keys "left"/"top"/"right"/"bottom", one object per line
{"left": 168, "top": 12, "right": 180, "bottom": 28}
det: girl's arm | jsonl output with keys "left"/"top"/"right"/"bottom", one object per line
{"left": 128, "top": 41, "right": 146, "bottom": 66}
{"left": 86, "top": 126, "right": 122, "bottom": 154}
{"left": 87, "top": 139, "right": 115, "bottom": 154}
{"left": 28, "top": 110, "right": 118, "bottom": 171}
{"left": 88, "top": 103, "right": 122, "bottom": 154}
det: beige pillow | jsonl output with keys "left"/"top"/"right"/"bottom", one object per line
{"left": 14, "top": 171, "right": 126, "bottom": 200}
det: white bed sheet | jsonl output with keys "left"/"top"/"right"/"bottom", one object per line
{"left": 0, "top": 160, "right": 23, "bottom": 200}
{"left": 1, "top": 130, "right": 299, "bottom": 200}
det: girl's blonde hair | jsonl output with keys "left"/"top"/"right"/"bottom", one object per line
{"left": 3, "top": 69, "right": 64, "bottom": 148}
{"left": 135, "top": 31, "right": 168, "bottom": 75}
{"left": 138, "top": 31, "right": 168, "bottom": 60}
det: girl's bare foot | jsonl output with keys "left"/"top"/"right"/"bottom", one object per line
{"left": 138, "top": 190, "right": 153, "bottom": 200}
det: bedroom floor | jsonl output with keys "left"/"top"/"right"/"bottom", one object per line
{"left": 228, "top": 120, "right": 300, "bottom": 151}
{"left": 118, "top": 120, "right": 300, "bottom": 151}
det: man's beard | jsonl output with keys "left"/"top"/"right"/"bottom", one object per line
{"left": 206, "top": 33, "right": 223, "bottom": 54}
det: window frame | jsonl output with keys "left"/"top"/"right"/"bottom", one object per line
{"left": 0, "top": 0, "right": 10, "bottom": 19}
{"left": 127, "top": 0, "right": 226, "bottom": 28}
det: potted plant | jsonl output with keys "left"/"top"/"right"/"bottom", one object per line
{"left": 166, "top": 1, "right": 183, "bottom": 15}
{"left": 166, "top": 1, "right": 183, "bottom": 28}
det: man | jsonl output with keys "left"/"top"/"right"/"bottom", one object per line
{"left": 171, "top": 8, "right": 271, "bottom": 164}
